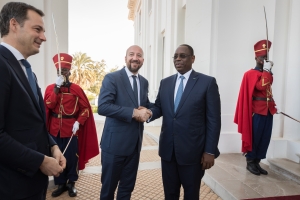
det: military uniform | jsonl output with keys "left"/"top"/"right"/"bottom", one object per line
{"left": 44, "top": 53, "right": 99, "bottom": 197}
{"left": 46, "top": 83, "right": 90, "bottom": 138}
{"left": 234, "top": 40, "right": 277, "bottom": 175}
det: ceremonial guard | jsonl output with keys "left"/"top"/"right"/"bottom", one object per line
{"left": 234, "top": 40, "right": 277, "bottom": 176}
{"left": 44, "top": 53, "right": 99, "bottom": 197}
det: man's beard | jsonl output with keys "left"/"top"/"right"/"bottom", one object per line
{"left": 127, "top": 62, "right": 142, "bottom": 73}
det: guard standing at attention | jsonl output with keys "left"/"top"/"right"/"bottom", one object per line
{"left": 234, "top": 40, "right": 278, "bottom": 176}
{"left": 44, "top": 53, "right": 99, "bottom": 197}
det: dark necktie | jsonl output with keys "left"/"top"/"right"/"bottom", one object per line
{"left": 21, "top": 59, "right": 38, "bottom": 101}
{"left": 132, "top": 75, "right": 139, "bottom": 105}
{"left": 174, "top": 76, "right": 184, "bottom": 112}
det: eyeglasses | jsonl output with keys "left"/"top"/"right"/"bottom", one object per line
{"left": 172, "top": 54, "right": 192, "bottom": 59}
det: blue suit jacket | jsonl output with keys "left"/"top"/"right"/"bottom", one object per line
{"left": 0, "top": 45, "right": 56, "bottom": 199}
{"left": 151, "top": 70, "right": 221, "bottom": 165}
{"left": 98, "top": 67, "right": 151, "bottom": 156}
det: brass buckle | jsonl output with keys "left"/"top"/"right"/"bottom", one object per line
{"left": 57, "top": 114, "right": 61, "bottom": 118}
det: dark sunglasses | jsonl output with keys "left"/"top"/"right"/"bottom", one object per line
{"left": 172, "top": 54, "right": 192, "bottom": 59}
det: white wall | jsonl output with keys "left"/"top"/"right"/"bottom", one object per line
{"left": 281, "top": 0, "right": 300, "bottom": 142}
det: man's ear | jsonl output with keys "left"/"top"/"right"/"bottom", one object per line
{"left": 192, "top": 55, "right": 196, "bottom": 63}
{"left": 9, "top": 18, "right": 19, "bottom": 32}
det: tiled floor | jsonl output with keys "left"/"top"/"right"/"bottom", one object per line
{"left": 46, "top": 121, "right": 300, "bottom": 199}
{"left": 204, "top": 154, "right": 300, "bottom": 199}
{"left": 46, "top": 122, "right": 221, "bottom": 200}
{"left": 144, "top": 126, "right": 161, "bottom": 137}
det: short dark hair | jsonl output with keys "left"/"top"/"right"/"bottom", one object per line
{"left": 180, "top": 44, "right": 194, "bottom": 56}
{"left": 0, "top": 2, "right": 44, "bottom": 37}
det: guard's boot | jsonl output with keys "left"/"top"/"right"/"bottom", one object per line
{"left": 255, "top": 159, "right": 268, "bottom": 175}
{"left": 246, "top": 158, "right": 260, "bottom": 176}
{"left": 67, "top": 181, "right": 77, "bottom": 197}
{"left": 52, "top": 183, "right": 68, "bottom": 197}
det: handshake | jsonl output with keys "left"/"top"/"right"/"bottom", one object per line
{"left": 133, "top": 106, "right": 152, "bottom": 122}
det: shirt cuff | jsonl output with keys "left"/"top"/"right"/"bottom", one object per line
{"left": 146, "top": 110, "right": 153, "bottom": 122}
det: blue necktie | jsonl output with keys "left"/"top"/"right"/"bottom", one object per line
{"left": 174, "top": 76, "right": 184, "bottom": 112}
{"left": 132, "top": 75, "right": 139, "bottom": 105}
{"left": 21, "top": 59, "right": 38, "bottom": 101}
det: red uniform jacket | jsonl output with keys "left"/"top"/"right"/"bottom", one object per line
{"left": 45, "top": 84, "right": 89, "bottom": 137}
{"left": 44, "top": 83, "right": 99, "bottom": 170}
{"left": 234, "top": 69, "right": 277, "bottom": 153}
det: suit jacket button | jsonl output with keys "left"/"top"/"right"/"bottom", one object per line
{"left": 174, "top": 118, "right": 176, "bottom": 120}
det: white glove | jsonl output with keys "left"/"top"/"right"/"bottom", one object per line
{"left": 276, "top": 107, "right": 281, "bottom": 114}
{"left": 72, "top": 121, "right": 80, "bottom": 135}
{"left": 56, "top": 75, "right": 65, "bottom": 87}
{"left": 268, "top": 60, "right": 274, "bottom": 67}
{"left": 263, "top": 60, "right": 273, "bottom": 72}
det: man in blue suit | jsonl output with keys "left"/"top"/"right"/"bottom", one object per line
{"left": 150, "top": 44, "right": 221, "bottom": 200}
{"left": 0, "top": 2, "right": 66, "bottom": 199}
{"left": 98, "top": 45, "right": 152, "bottom": 199}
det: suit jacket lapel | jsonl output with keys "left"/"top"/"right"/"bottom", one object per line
{"left": 175, "top": 70, "right": 199, "bottom": 114}
{"left": 37, "top": 87, "right": 46, "bottom": 122}
{"left": 120, "top": 67, "right": 138, "bottom": 107}
{"left": 170, "top": 74, "right": 177, "bottom": 113}
{"left": 0, "top": 46, "right": 43, "bottom": 116}
{"left": 139, "top": 75, "right": 144, "bottom": 105}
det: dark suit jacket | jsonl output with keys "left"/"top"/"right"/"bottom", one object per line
{"left": 151, "top": 70, "right": 221, "bottom": 165}
{"left": 98, "top": 67, "right": 151, "bottom": 156}
{"left": 0, "top": 45, "right": 56, "bottom": 199}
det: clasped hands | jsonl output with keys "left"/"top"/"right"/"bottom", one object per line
{"left": 40, "top": 145, "right": 66, "bottom": 177}
{"left": 133, "top": 106, "right": 152, "bottom": 122}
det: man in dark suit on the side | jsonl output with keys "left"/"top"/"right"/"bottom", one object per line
{"left": 0, "top": 2, "right": 66, "bottom": 199}
{"left": 98, "top": 45, "right": 152, "bottom": 199}
{"left": 150, "top": 44, "right": 221, "bottom": 200}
